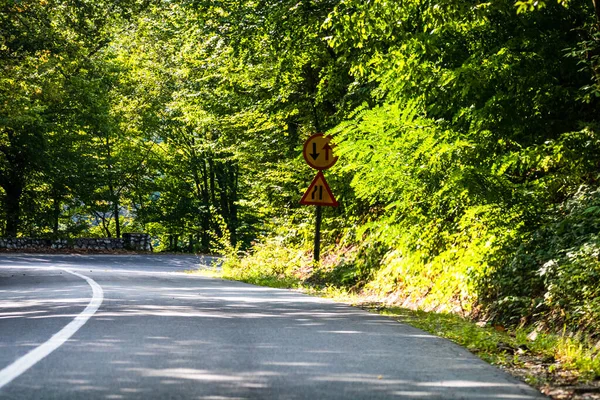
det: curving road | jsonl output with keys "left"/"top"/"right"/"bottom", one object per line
{"left": 0, "top": 254, "right": 546, "bottom": 399}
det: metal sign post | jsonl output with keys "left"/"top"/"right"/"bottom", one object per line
{"left": 301, "top": 134, "right": 339, "bottom": 263}
{"left": 314, "top": 205, "right": 322, "bottom": 262}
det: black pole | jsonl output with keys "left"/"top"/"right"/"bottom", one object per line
{"left": 314, "top": 205, "right": 322, "bottom": 263}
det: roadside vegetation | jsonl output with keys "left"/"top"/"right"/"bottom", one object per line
{"left": 3, "top": 0, "right": 600, "bottom": 396}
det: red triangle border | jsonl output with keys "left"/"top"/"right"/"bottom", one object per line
{"left": 300, "top": 171, "right": 339, "bottom": 207}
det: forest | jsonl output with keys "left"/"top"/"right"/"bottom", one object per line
{"left": 1, "top": 0, "right": 600, "bottom": 337}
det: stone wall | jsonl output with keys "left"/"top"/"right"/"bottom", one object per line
{"left": 122, "top": 233, "right": 151, "bottom": 251}
{"left": 0, "top": 234, "right": 151, "bottom": 252}
{"left": 72, "top": 238, "right": 124, "bottom": 251}
{"left": 0, "top": 238, "right": 53, "bottom": 250}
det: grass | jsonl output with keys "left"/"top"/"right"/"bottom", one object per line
{"left": 184, "top": 267, "right": 223, "bottom": 278}
{"left": 230, "top": 274, "right": 301, "bottom": 289}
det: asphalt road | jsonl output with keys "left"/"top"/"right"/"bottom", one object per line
{"left": 0, "top": 254, "right": 546, "bottom": 399}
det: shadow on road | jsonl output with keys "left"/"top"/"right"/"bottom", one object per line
{"left": 0, "top": 254, "right": 216, "bottom": 273}
{"left": 0, "top": 255, "right": 542, "bottom": 399}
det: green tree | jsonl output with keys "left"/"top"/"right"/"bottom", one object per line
{"left": 0, "top": 0, "right": 153, "bottom": 237}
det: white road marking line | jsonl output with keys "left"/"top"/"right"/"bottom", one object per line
{"left": 0, "top": 269, "right": 103, "bottom": 390}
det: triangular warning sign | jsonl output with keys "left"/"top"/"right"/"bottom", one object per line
{"left": 300, "top": 171, "right": 339, "bottom": 207}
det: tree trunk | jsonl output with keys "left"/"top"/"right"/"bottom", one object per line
{"left": 215, "top": 160, "right": 239, "bottom": 247}
{"left": 228, "top": 163, "right": 238, "bottom": 247}
{"left": 215, "top": 162, "right": 229, "bottom": 238}
{"left": 200, "top": 158, "right": 211, "bottom": 252}
{"left": 113, "top": 189, "right": 121, "bottom": 239}
{"left": 106, "top": 133, "right": 120, "bottom": 238}
{"left": 94, "top": 211, "right": 112, "bottom": 238}
{"left": 208, "top": 157, "right": 217, "bottom": 206}
{"left": 1, "top": 128, "right": 27, "bottom": 237}
{"left": 4, "top": 182, "right": 23, "bottom": 237}
{"left": 52, "top": 192, "right": 60, "bottom": 237}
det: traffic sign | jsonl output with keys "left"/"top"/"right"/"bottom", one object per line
{"left": 300, "top": 171, "right": 338, "bottom": 207}
{"left": 303, "top": 134, "right": 338, "bottom": 170}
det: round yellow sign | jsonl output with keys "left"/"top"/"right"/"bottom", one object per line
{"left": 302, "top": 134, "right": 338, "bottom": 170}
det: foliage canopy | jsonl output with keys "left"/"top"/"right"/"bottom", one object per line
{"left": 2, "top": 0, "right": 600, "bottom": 335}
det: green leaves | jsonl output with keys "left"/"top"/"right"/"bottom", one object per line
{"left": 2, "top": 0, "right": 600, "bottom": 339}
